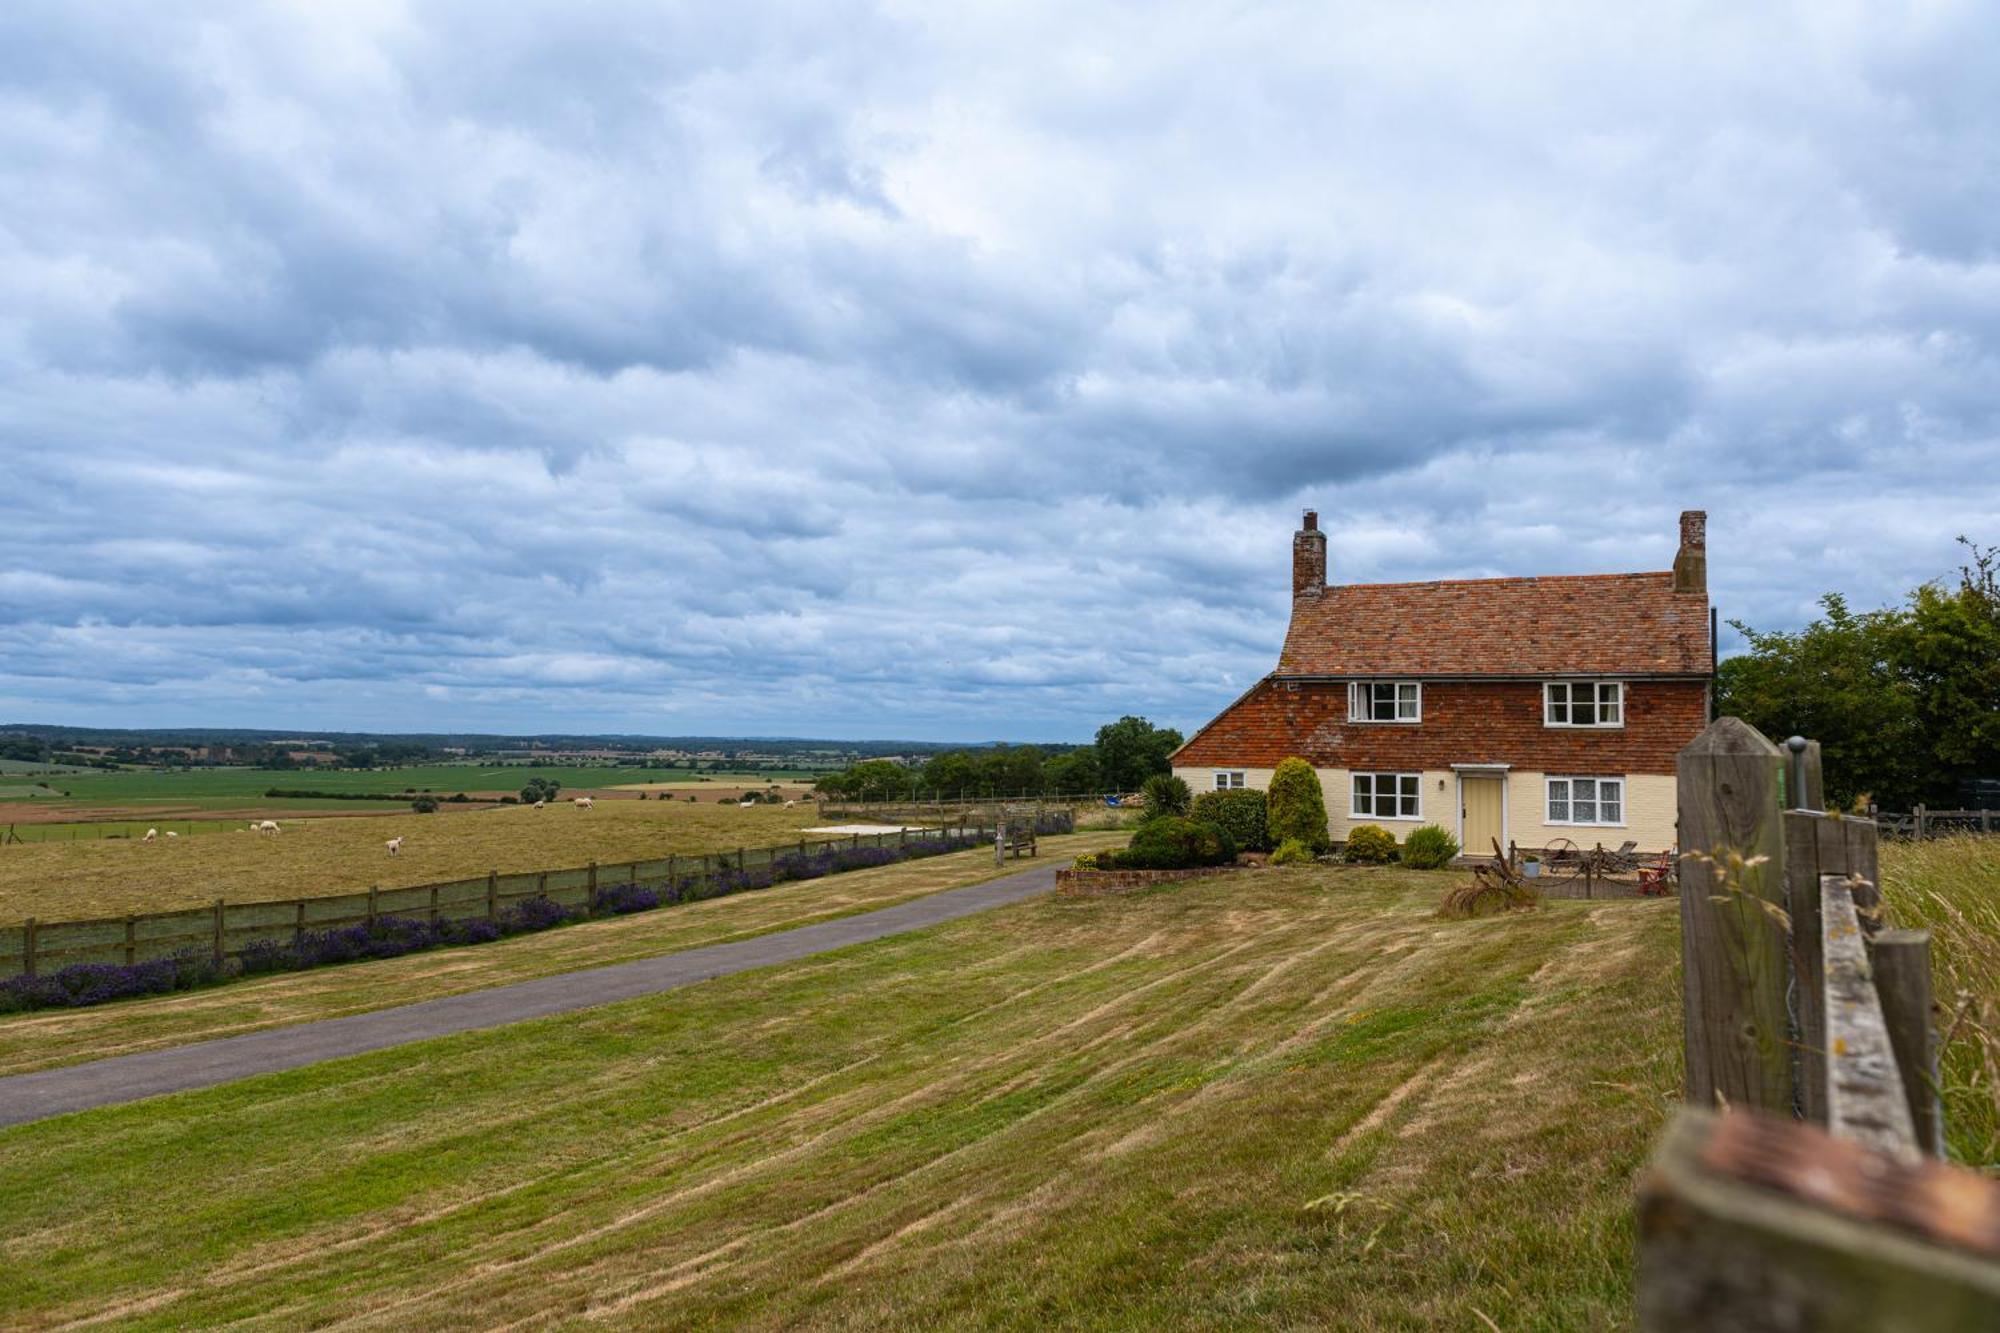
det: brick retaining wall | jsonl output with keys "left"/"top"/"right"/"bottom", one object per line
{"left": 1055, "top": 865, "right": 1246, "bottom": 897}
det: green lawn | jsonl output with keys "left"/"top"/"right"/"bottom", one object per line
{"left": 0, "top": 868, "right": 1681, "bottom": 1329}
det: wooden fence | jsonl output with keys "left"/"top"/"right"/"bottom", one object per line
{"left": 2, "top": 820, "right": 1002, "bottom": 979}
{"left": 1637, "top": 719, "right": 2000, "bottom": 1329}
{"left": 1869, "top": 805, "right": 2000, "bottom": 839}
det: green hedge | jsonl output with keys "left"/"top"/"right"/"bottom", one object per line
{"left": 1191, "top": 788, "right": 1270, "bottom": 852}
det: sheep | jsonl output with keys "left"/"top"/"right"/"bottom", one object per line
{"left": 386, "top": 836, "right": 404, "bottom": 856}
{"left": 143, "top": 828, "right": 158, "bottom": 842}
{"left": 256, "top": 820, "right": 280, "bottom": 835}
{"left": 165, "top": 831, "right": 179, "bottom": 839}
{"left": 533, "top": 799, "right": 546, "bottom": 809}
{"left": 572, "top": 796, "right": 594, "bottom": 809}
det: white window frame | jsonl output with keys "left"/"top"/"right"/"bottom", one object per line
{"left": 1351, "top": 771, "right": 1422, "bottom": 822}
{"left": 1347, "top": 680, "right": 1422, "bottom": 724}
{"left": 1546, "top": 776, "right": 1626, "bottom": 827}
{"left": 1213, "top": 770, "right": 1246, "bottom": 791}
{"left": 1543, "top": 680, "right": 1625, "bottom": 729}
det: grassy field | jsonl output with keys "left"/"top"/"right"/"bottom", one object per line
{"left": 6, "top": 763, "right": 819, "bottom": 802}
{"left": 0, "top": 800, "right": 845, "bottom": 923}
{"left": 0, "top": 867, "right": 1681, "bottom": 1328}
{"left": 0, "top": 832, "right": 1126, "bottom": 1077}
{"left": 1879, "top": 836, "right": 2000, "bottom": 1166}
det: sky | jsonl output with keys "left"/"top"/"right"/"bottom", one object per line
{"left": 3, "top": 2, "right": 1998, "bottom": 743}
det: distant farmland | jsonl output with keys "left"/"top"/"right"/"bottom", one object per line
{"left": 11, "top": 764, "right": 822, "bottom": 806}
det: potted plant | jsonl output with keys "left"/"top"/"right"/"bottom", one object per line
{"left": 1521, "top": 854, "right": 1542, "bottom": 879}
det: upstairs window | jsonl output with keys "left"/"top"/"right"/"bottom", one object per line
{"left": 1214, "top": 770, "right": 1245, "bottom": 790}
{"left": 1544, "top": 680, "right": 1624, "bottom": 728}
{"left": 1348, "top": 680, "right": 1421, "bottom": 723}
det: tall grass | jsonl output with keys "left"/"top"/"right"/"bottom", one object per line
{"left": 1880, "top": 836, "right": 2000, "bottom": 1167}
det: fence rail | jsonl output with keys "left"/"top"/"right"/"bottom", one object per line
{"left": 1636, "top": 719, "right": 2000, "bottom": 1329}
{"left": 1869, "top": 805, "right": 2000, "bottom": 839}
{"left": 1, "top": 818, "right": 1045, "bottom": 979}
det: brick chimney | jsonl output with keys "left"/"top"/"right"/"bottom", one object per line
{"left": 1293, "top": 509, "right": 1326, "bottom": 599}
{"left": 1673, "top": 509, "right": 1706, "bottom": 595}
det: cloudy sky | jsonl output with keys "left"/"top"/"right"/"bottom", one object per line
{"left": 4, "top": 2, "right": 1997, "bottom": 741}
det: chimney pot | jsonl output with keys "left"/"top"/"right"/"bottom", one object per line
{"left": 1303, "top": 509, "right": 1318, "bottom": 532}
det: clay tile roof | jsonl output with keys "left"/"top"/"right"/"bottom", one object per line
{"left": 1277, "top": 571, "right": 1710, "bottom": 678}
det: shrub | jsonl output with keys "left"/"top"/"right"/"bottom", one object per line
{"left": 1267, "top": 757, "right": 1330, "bottom": 853}
{"left": 1343, "top": 824, "right": 1398, "bottom": 864}
{"left": 1140, "top": 774, "right": 1192, "bottom": 819}
{"left": 595, "top": 883, "right": 660, "bottom": 915}
{"left": 1191, "top": 788, "right": 1270, "bottom": 852}
{"left": 1117, "top": 816, "right": 1236, "bottom": 870}
{"left": 411, "top": 796, "right": 440, "bottom": 813}
{"left": 1400, "top": 824, "right": 1460, "bottom": 870}
{"left": 1269, "top": 837, "right": 1315, "bottom": 866}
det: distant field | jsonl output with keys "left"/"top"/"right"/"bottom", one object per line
{"left": 0, "top": 799, "right": 840, "bottom": 923}
{"left": 12, "top": 764, "right": 821, "bottom": 806}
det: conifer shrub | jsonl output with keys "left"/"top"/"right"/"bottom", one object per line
{"left": 1267, "top": 757, "right": 1330, "bottom": 853}
{"left": 1269, "top": 837, "right": 1315, "bottom": 866}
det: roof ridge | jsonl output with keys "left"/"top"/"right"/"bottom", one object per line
{"left": 1323, "top": 570, "right": 1674, "bottom": 591}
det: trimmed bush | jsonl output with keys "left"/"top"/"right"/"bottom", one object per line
{"left": 1140, "top": 773, "right": 1192, "bottom": 819}
{"left": 1267, "top": 757, "right": 1330, "bottom": 853}
{"left": 1400, "top": 824, "right": 1460, "bottom": 870}
{"left": 1343, "top": 824, "right": 1398, "bottom": 864}
{"left": 1191, "top": 788, "right": 1270, "bottom": 852}
{"left": 1269, "top": 837, "right": 1315, "bottom": 866}
{"left": 1116, "top": 815, "right": 1236, "bottom": 870}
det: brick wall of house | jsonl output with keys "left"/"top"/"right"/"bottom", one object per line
{"left": 1172, "top": 678, "right": 1706, "bottom": 775}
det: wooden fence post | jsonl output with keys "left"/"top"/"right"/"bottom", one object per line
{"left": 296, "top": 899, "right": 306, "bottom": 938}
{"left": 212, "top": 898, "right": 225, "bottom": 964}
{"left": 1915, "top": 803, "right": 1927, "bottom": 840}
{"left": 367, "top": 885, "right": 379, "bottom": 925}
{"left": 124, "top": 915, "right": 136, "bottom": 966}
{"left": 587, "top": 861, "right": 598, "bottom": 911}
{"left": 24, "top": 917, "right": 36, "bottom": 978}
{"left": 1821, "top": 874, "right": 1919, "bottom": 1157}
{"left": 487, "top": 870, "right": 498, "bottom": 921}
{"left": 1678, "top": 717, "right": 1792, "bottom": 1113}
{"left": 1872, "top": 928, "right": 1942, "bottom": 1158}
{"left": 428, "top": 884, "right": 439, "bottom": 925}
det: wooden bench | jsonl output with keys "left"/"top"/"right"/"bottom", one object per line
{"left": 998, "top": 822, "right": 1038, "bottom": 859}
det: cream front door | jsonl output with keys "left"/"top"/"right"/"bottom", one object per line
{"left": 1460, "top": 774, "right": 1505, "bottom": 860}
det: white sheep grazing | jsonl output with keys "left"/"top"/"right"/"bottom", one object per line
{"left": 783, "top": 800, "right": 796, "bottom": 808}
{"left": 386, "top": 836, "right": 404, "bottom": 856}
{"left": 143, "top": 828, "right": 158, "bottom": 842}
{"left": 256, "top": 820, "right": 280, "bottom": 835}
{"left": 573, "top": 796, "right": 594, "bottom": 809}
{"left": 165, "top": 831, "right": 179, "bottom": 839}
{"left": 533, "top": 799, "right": 545, "bottom": 809}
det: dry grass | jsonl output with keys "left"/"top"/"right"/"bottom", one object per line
{"left": 0, "top": 832, "right": 1126, "bottom": 1078}
{"left": 0, "top": 800, "right": 841, "bottom": 923}
{"left": 1879, "top": 837, "right": 2000, "bottom": 1166}
{"left": 0, "top": 867, "right": 1682, "bottom": 1329}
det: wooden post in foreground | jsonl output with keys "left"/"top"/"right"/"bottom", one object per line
{"left": 1821, "top": 873, "right": 1918, "bottom": 1159}
{"left": 1781, "top": 807, "right": 1879, "bottom": 1125}
{"left": 1677, "top": 717, "right": 1792, "bottom": 1113}
{"left": 1638, "top": 1108, "right": 2000, "bottom": 1331}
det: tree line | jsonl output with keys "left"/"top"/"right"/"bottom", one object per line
{"left": 1717, "top": 538, "right": 2000, "bottom": 811}
{"left": 814, "top": 716, "right": 1185, "bottom": 799}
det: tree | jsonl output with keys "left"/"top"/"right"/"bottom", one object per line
{"left": 1094, "top": 716, "right": 1184, "bottom": 792}
{"left": 918, "top": 750, "right": 982, "bottom": 797}
{"left": 1267, "top": 757, "right": 1330, "bottom": 853}
{"left": 521, "top": 777, "right": 563, "bottom": 804}
{"left": 816, "top": 759, "right": 909, "bottom": 800}
{"left": 1041, "top": 747, "right": 1102, "bottom": 795}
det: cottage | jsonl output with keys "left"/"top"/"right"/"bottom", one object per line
{"left": 1171, "top": 510, "right": 1712, "bottom": 856}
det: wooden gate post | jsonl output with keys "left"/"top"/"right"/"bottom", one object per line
{"left": 1873, "top": 929, "right": 1943, "bottom": 1157}
{"left": 1678, "top": 717, "right": 1792, "bottom": 1113}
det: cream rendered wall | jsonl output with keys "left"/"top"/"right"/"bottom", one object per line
{"left": 1505, "top": 771, "right": 1677, "bottom": 854}
{"left": 1176, "top": 765, "right": 1678, "bottom": 851}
